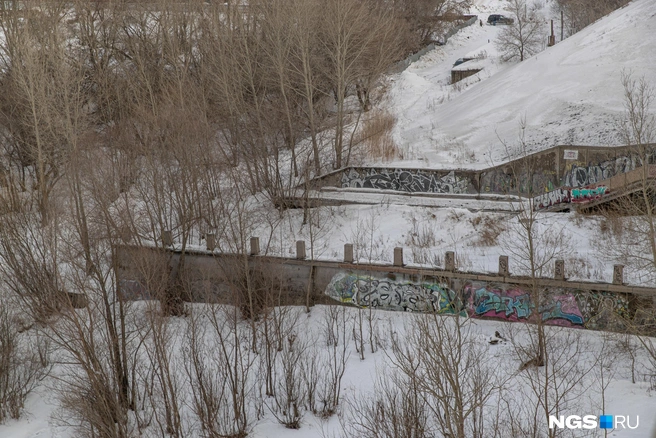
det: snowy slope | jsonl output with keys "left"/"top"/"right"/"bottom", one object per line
{"left": 387, "top": 0, "right": 656, "bottom": 169}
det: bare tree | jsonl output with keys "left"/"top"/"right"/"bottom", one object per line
{"left": 391, "top": 313, "right": 504, "bottom": 438}
{"left": 596, "top": 74, "right": 656, "bottom": 281}
{"left": 495, "top": 0, "right": 546, "bottom": 62}
{"left": 0, "top": 296, "right": 50, "bottom": 423}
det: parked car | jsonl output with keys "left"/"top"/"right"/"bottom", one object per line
{"left": 453, "top": 57, "right": 474, "bottom": 67}
{"left": 487, "top": 14, "right": 514, "bottom": 25}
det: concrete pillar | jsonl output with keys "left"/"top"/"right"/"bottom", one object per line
{"left": 613, "top": 264, "right": 624, "bottom": 285}
{"left": 445, "top": 251, "right": 455, "bottom": 271}
{"left": 296, "top": 240, "right": 306, "bottom": 259}
{"left": 205, "top": 233, "right": 215, "bottom": 251}
{"left": 499, "top": 255, "right": 509, "bottom": 276}
{"left": 161, "top": 230, "right": 172, "bottom": 247}
{"left": 344, "top": 244, "right": 354, "bottom": 263}
{"left": 393, "top": 247, "right": 404, "bottom": 267}
{"left": 554, "top": 259, "right": 565, "bottom": 280}
{"left": 250, "top": 237, "right": 260, "bottom": 256}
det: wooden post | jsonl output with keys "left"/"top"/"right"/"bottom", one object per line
{"left": 250, "top": 237, "right": 260, "bottom": 256}
{"left": 206, "top": 233, "right": 215, "bottom": 251}
{"left": 554, "top": 259, "right": 565, "bottom": 280}
{"left": 445, "top": 251, "right": 455, "bottom": 271}
{"left": 561, "top": 10, "right": 564, "bottom": 41}
{"left": 344, "top": 244, "right": 354, "bottom": 263}
{"left": 161, "top": 230, "right": 172, "bottom": 247}
{"left": 499, "top": 255, "right": 509, "bottom": 276}
{"left": 548, "top": 20, "right": 555, "bottom": 46}
{"left": 296, "top": 240, "right": 306, "bottom": 260}
{"left": 613, "top": 265, "right": 624, "bottom": 285}
{"left": 393, "top": 247, "right": 404, "bottom": 267}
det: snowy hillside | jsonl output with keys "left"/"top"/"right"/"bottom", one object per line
{"left": 387, "top": 0, "right": 656, "bottom": 168}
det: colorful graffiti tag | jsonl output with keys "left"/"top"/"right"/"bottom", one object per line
{"left": 325, "top": 273, "right": 463, "bottom": 314}
{"left": 325, "top": 274, "right": 631, "bottom": 329}
{"left": 463, "top": 283, "right": 585, "bottom": 327}
{"left": 533, "top": 185, "right": 608, "bottom": 210}
{"left": 341, "top": 168, "right": 470, "bottom": 194}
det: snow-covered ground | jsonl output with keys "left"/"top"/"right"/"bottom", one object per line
{"left": 385, "top": 0, "right": 656, "bottom": 169}
{"left": 1, "top": 305, "right": 654, "bottom": 438}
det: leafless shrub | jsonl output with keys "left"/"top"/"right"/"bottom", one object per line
{"left": 0, "top": 301, "right": 50, "bottom": 423}
{"left": 501, "top": 324, "right": 597, "bottom": 438}
{"left": 341, "top": 373, "right": 431, "bottom": 438}
{"left": 471, "top": 215, "right": 505, "bottom": 246}
{"left": 185, "top": 304, "right": 258, "bottom": 438}
{"left": 267, "top": 331, "right": 308, "bottom": 429}
{"left": 392, "top": 314, "right": 505, "bottom": 438}
{"left": 350, "top": 210, "right": 393, "bottom": 263}
{"left": 317, "top": 306, "right": 349, "bottom": 418}
{"left": 141, "top": 302, "right": 185, "bottom": 437}
{"left": 405, "top": 214, "right": 437, "bottom": 248}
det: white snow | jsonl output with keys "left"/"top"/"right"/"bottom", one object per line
{"left": 386, "top": 0, "right": 656, "bottom": 168}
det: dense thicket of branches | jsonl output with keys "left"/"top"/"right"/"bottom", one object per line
{"left": 553, "top": 0, "right": 630, "bottom": 37}
{"left": 0, "top": 0, "right": 473, "bottom": 433}
{"left": 0, "top": 0, "right": 463, "bottom": 210}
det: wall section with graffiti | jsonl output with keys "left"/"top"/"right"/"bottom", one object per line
{"left": 325, "top": 273, "right": 632, "bottom": 329}
{"left": 340, "top": 168, "right": 474, "bottom": 194}
{"left": 533, "top": 185, "right": 609, "bottom": 210}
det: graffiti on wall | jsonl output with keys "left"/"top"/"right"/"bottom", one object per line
{"left": 533, "top": 188, "right": 571, "bottom": 210}
{"left": 574, "top": 291, "right": 630, "bottom": 329}
{"left": 325, "top": 273, "right": 463, "bottom": 313}
{"left": 463, "top": 283, "right": 585, "bottom": 326}
{"left": 341, "top": 168, "right": 470, "bottom": 194}
{"left": 533, "top": 185, "right": 608, "bottom": 210}
{"left": 562, "top": 156, "right": 639, "bottom": 187}
{"left": 325, "top": 274, "right": 632, "bottom": 329}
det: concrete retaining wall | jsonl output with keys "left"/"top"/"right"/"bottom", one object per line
{"left": 116, "top": 246, "right": 656, "bottom": 331}
{"left": 310, "top": 144, "right": 656, "bottom": 197}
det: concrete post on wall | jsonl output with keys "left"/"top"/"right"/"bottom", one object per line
{"left": 613, "top": 264, "right": 624, "bottom": 285}
{"left": 344, "top": 244, "right": 354, "bottom": 263}
{"left": 296, "top": 240, "right": 306, "bottom": 260}
{"left": 161, "top": 230, "right": 172, "bottom": 247}
{"left": 554, "top": 259, "right": 565, "bottom": 280}
{"left": 445, "top": 251, "right": 455, "bottom": 271}
{"left": 250, "top": 237, "right": 260, "bottom": 256}
{"left": 393, "top": 247, "right": 404, "bottom": 267}
{"left": 499, "top": 255, "right": 509, "bottom": 276}
{"left": 206, "top": 233, "right": 215, "bottom": 251}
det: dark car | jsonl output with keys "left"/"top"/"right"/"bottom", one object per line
{"left": 453, "top": 57, "right": 474, "bottom": 67}
{"left": 487, "top": 14, "right": 514, "bottom": 25}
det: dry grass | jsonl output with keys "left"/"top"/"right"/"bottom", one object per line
{"left": 358, "top": 110, "right": 400, "bottom": 162}
{"left": 471, "top": 215, "right": 505, "bottom": 247}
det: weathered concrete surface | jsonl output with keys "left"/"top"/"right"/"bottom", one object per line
{"left": 116, "top": 246, "right": 655, "bottom": 330}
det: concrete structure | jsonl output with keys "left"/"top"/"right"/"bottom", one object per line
{"left": 116, "top": 245, "right": 656, "bottom": 330}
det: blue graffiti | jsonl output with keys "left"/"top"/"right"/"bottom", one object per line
{"left": 473, "top": 288, "right": 532, "bottom": 318}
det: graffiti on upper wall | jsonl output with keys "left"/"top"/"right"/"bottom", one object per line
{"left": 326, "top": 273, "right": 464, "bottom": 314}
{"left": 325, "top": 274, "right": 633, "bottom": 329}
{"left": 341, "top": 168, "right": 470, "bottom": 194}
{"left": 533, "top": 185, "right": 608, "bottom": 210}
{"left": 562, "top": 155, "right": 639, "bottom": 187}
